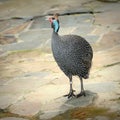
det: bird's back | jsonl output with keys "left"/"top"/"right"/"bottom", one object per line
{"left": 52, "top": 34, "right": 93, "bottom": 78}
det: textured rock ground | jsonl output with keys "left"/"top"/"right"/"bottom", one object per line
{"left": 0, "top": 117, "right": 29, "bottom": 120}
{"left": 0, "top": 0, "right": 120, "bottom": 120}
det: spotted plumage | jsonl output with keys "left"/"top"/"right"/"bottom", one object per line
{"left": 49, "top": 14, "right": 93, "bottom": 98}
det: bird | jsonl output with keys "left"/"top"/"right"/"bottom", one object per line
{"left": 48, "top": 13, "right": 93, "bottom": 99}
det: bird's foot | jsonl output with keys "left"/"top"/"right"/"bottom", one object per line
{"left": 76, "top": 91, "right": 86, "bottom": 98}
{"left": 64, "top": 90, "right": 76, "bottom": 99}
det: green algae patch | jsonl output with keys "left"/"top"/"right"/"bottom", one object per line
{"left": 50, "top": 106, "right": 119, "bottom": 120}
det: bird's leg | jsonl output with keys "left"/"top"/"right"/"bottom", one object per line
{"left": 77, "top": 77, "right": 86, "bottom": 98}
{"left": 64, "top": 75, "right": 76, "bottom": 99}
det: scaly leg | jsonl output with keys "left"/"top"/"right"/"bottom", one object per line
{"left": 64, "top": 75, "right": 76, "bottom": 99}
{"left": 77, "top": 77, "right": 86, "bottom": 98}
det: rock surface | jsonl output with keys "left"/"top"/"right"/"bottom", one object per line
{"left": 0, "top": 0, "right": 120, "bottom": 120}
{"left": 94, "top": 116, "right": 109, "bottom": 120}
{"left": 0, "top": 118, "right": 28, "bottom": 120}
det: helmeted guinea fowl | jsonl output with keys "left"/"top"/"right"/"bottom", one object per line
{"left": 49, "top": 13, "right": 93, "bottom": 98}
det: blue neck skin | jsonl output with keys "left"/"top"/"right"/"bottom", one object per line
{"left": 53, "top": 20, "right": 59, "bottom": 33}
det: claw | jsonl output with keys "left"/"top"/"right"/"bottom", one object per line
{"left": 64, "top": 89, "right": 76, "bottom": 99}
{"left": 76, "top": 91, "right": 86, "bottom": 98}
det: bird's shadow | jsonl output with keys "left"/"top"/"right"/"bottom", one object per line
{"left": 56, "top": 90, "right": 98, "bottom": 114}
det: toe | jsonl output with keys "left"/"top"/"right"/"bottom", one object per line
{"left": 63, "top": 89, "right": 76, "bottom": 99}
{"left": 77, "top": 91, "right": 86, "bottom": 98}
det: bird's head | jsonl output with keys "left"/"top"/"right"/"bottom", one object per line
{"left": 47, "top": 13, "right": 60, "bottom": 33}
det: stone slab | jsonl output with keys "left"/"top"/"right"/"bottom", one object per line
{"left": 39, "top": 91, "right": 97, "bottom": 119}
{"left": 94, "top": 116, "right": 109, "bottom": 120}
{"left": 0, "top": 19, "right": 25, "bottom": 33}
{"left": 0, "top": 35, "right": 16, "bottom": 45}
{"left": 0, "top": 117, "right": 29, "bottom": 120}
{"left": 94, "top": 3, "right": 120, "bottom": 25}
{"left": 9, "top": 95, "right": 42, "bottom": 116}
{"left": 0, "top": 0, "right": 92, "bottom": 19}
{"left": 19, "top": 29, "right": 51, "bottom": 42}
{"left": 96, "top": 31, "right": 120, "bottom": 50}
{"left": 0, "top": 94, "right": 21, "bottom": 109}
